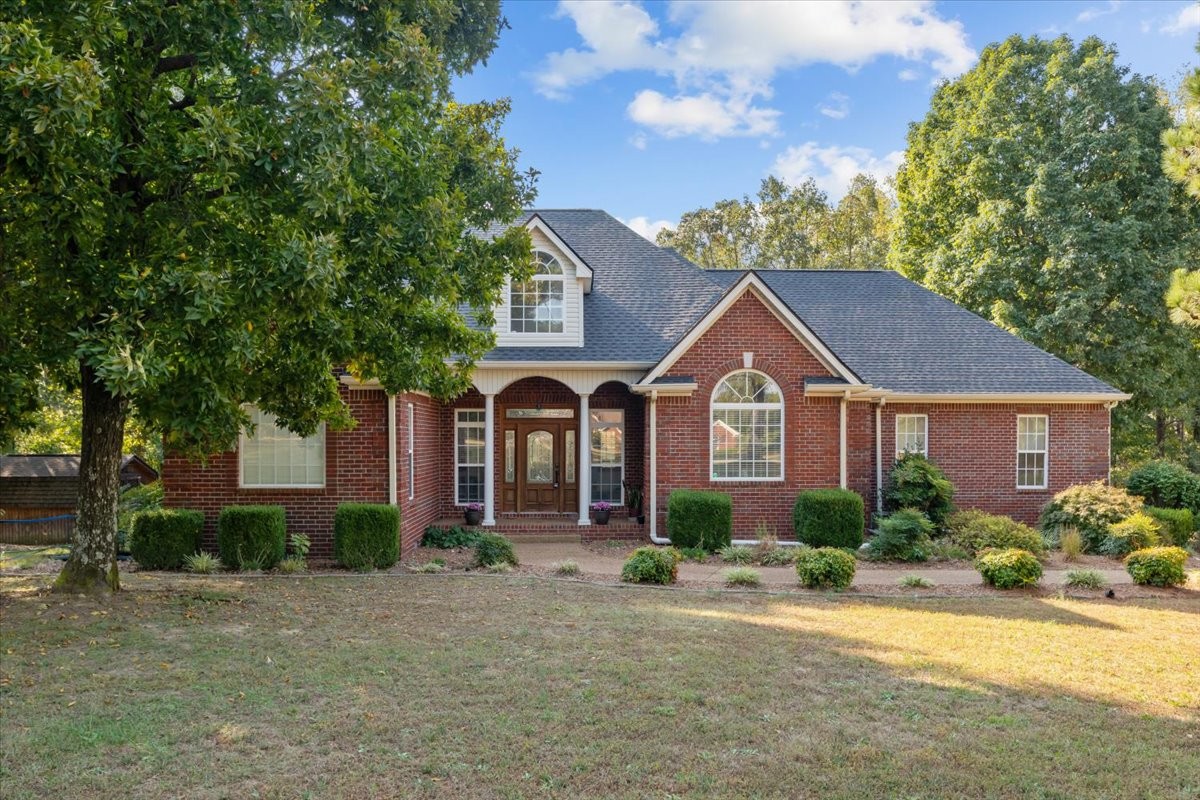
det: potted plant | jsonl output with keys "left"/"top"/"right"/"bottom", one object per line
{"left": 623, "top": 482, "right": 645, "bottom": 524}
{"left": 592, "top": 501, "right": 612, "bottom": 525}
{"left": 463, "top": 503, "right": 483, "bottom": 526}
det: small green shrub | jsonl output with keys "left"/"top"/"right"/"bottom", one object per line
{"left": 792, "top": 488, "right": 865, "bottom": 549}
{"left": 975, "top": 548, "right": 1043, "bottom": 589}
{"left": 678, "top": 546, "right": 709, "bottom": 562}
{"left": 217, "top": 505, "right": 287, "bottom": 570}
{"left": 667, "top": 490, "right": 733, "bottom": 551}
{"left": 719, "top": 545, "right": 755, "bottom": 564}
{"left": 883, "top": 453, "right": 955, "bottom": 529}
{"left": 129, "top": 508, "right": 204, "bottom": 570}
{"left": 333, "top": 503, "right": 400, "bottom": 571}
{"left": 1125, "top": 460, "right": 1200, "bottom": 514}
{"left": 1039, "top": 482, "right": 1142, "bottom": 553}
{"left": 553, "top": 560, "right": 580, "bottom": 576}
{"left": 795, "top": 547, "right": 856, "bottom": 590}
{"left": 759, "top": 547, "right": 799, "bottom": 566}
{"left": 945, "top": 509, "right": 1045, "bottom": 555}
{"left": 277, "top": 555, "right": 307, "bottom": 574}
{"left": 869, "top": 509, "right": 934, "bottom": 562}
{"left": 1144, "top": 507, "right": 1196, "bottom": 547}
{"left": 421, "top": 525, "right": 482, "bottom": 549}
{"left": 1059, "top": 527, "right": 1084, "bottom": 561}
{"left": 621, "top": 546, "right": 681, "bottom": 584}
{"left": 925, "top": 539, "right": 971, "bottom": 561}
{"left": 1124, "top": 546, "right": 1189, "bottom": 587}
{"left": 898, "top": 575, "right": 935, "bottom": 588}
{"left": 484, "top": 562, "right": 513, "bottom": 574}
{"left": 724, "top": 567, "right": 761, "bottom": 587}
{"left": 182, "top": 551, "right": 222, "bottom": 574}
{"left": 117, "top": 481, "right": 165, "bottom": 552}
{"left": 1099, "top": 512, "right": 1161, "bottom": 557}
{"left": 474, "top": 532, "right": 518, "bottom": 568}
{"left": 1063, "top": 569, "right": 1106, "bottom": 589}
{"left": 287, "top": 532, "right": 311, "bottom": 558}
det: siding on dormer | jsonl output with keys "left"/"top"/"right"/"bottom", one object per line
{"left": 494, "top": 229, "right": 584, "bottom": 348}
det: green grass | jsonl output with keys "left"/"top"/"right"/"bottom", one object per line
{"left": 1, "top": 573, "right": 1198, "bottom": 799}
{"left": 0, "top": 547, "right": 68, "bottom": 571}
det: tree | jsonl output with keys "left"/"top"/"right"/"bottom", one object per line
{"left": 1, "top": 2, "right": 536, "bottom": 593}
{"left": 1163, "top": 39, "right": 1200, "bottom": 329}
{"left": 818, "top": 175, "right": 894, "bottom": 271}
{"left": 889, "top": 35, "right": 1200, "bottom": 461}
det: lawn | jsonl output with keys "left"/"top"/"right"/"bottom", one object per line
{"left": 1, "top": 574, "right": 1197, "bottom": 799}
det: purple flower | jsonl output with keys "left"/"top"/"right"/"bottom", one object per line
{"left": 591, "top": 501, "right": 612, "bottom": 512}
{"left": 465, "top": 503, "right": 483, "bottom": 512}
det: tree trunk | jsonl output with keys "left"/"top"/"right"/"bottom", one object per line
{"left": 1154, "top": 412, "right": 1166, "bottom": 458}
{"left": 53, "top": 363, "right": 126, "bottom": 594}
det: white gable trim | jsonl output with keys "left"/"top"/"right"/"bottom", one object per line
{"left": 638, "top": 271, "right": 860, "bottom": 387}
{"left": 525, "top": 214, "right": 593, "bottom": 293}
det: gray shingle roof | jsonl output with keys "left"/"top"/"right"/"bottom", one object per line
{"left": 474, "top": 210, "right": 1123, "bottom": 397}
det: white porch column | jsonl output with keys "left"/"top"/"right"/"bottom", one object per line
{"left": 578, "top": 393, "right": 591, "bottom": 526}
{"left": 483, "top": 393, "right": 496, "bottom": 526}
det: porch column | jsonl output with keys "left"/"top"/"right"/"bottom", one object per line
{"left": 483, "top": 393, "right": 496, "bottom": 527}
{"left": 578, "top": 392, "right": 591, "bottom": 526}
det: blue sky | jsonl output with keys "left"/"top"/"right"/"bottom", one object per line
{"left": 453, "top": 1, "right": 1200, "bottom": 240}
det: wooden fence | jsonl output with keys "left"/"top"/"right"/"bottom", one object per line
{"left": 0, "top": 513, "right": 75, "bottom": 545}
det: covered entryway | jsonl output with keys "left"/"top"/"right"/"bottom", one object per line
{"left": 504, "top": 414, "right": 579, "bottom": 512}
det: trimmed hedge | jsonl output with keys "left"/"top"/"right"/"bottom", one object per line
{"left": 976, "top": 548, "right": 1043, "bottom": 589}
{"left": 869, "top": 508, "right": 934, "bottom": 562}
{"left": 667, "top": 490, "right": 732, "bottom": 551}
{"left": 1144, "top": 507, "right": 1196, "bottom": 547}
{"left": 334, "top": 503, "right": 400, "bottom": 571}
{"left": 1099, "top": 512, "right": 1160, "bottom": 557}
{"left": 1039, "top": 481, "right": 1142, "bottom": 553}
{"left": 129, "top": 509, "right": 204, "bottom": 570}
{"left": 1124, "top": 546, "right": 1189, "bottom": 587}
{"left": 795, "top": 547, "right": 856, "bottom": 590}
{"left": 621, "top": 546, "right": 681, "bottom": 584}
{"left": 217, "top": 505, "right": 286, "bottom": 570}
{"left": 945, "top": 509, "right": 1045, "bottom": 555}
{"left": 793, "top": 489, "right": 865, "bottom": 549}
{"left": 1125, "top": 460, "right": 1200, "bottom": 514}
{"left": 474, "top": 532, "right": 518, "bottom": 568}
{"left": 883, "top": 453, "right": 955, "bottom": 529}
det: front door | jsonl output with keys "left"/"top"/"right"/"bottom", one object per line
{"left": 521, "top": 425, "right": 559, "bottom": 511}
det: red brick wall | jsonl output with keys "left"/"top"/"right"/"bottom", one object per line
{"left": 398, "top": 392, "right": 444, "bottom": 553}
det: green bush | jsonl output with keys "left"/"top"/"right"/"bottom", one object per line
{"left": 724, "top": 567, "right": 761, "bottom": 587}
{"left": 759, "top": 547, "right": 799, "bottom": 566}
{"left": 1144, "top": 507, "right": 1196, "bottom": 547}
{"left": 792, "top": 488, "right": 865, "bottom": 549}
{"left": 421, "top": 525, "right": 482, "bottom": 549}
{"left": 678, "top": 546, "right": 709, "bottom": 563}
{"left": 719, "top": 544, "right": 755, "bottom": 564}
{"left": 129, "top": 509, "right": 203, "bottom": 570}
{"left": 333, "top": 503, "right": 400, "bottom": 571}
{"left": 795, "top": 547, "right": 856, "bottom": 590}
{"left": 474, "top": 532, "right": 518, "bottom": 568}
{"left": 1039, "top": 481, "right": 1142, "bottom": 553}
{"left": 883, "top": 453, "right": 955, "bottom": 529}
{"left": 1124, "top": 546, "right": 1189, "bottom": 587}
{"left": 1099, "top": 512, "right": 1161, "bottom": 557}
{"left": 944, "top": 509, "right": 1045, "bottom": 555}
{"left": 217, "top": 505, "right": 287, "bottom": 570}
{"left": 1063, "top": 569, "right": 1106, "bottom": 590}
{"left": 975, "top": 548, "right": 1043, "bottom": 589}
{"left": 117, "top": 481, "right": 164, "bottom": 552}
{"left": 621, "top": 546, "right": 681, "bottom": 584}
{"left": 1125, "top": 460, "right": 1200, "bottom": 514}
{"left": 869, "top": 509, "right": 934, "bottom": 562}
{"left": 667, "top": 490, "right": 732, "bottom": 551}
{"left": 182, "top": 551, "right": 221, "bottom": 574}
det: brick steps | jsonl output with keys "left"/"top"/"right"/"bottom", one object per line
{"left": 432, "top": 515, "right": 648, "bottom": 544}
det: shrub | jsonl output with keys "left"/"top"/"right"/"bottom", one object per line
{"left": 182, "top": 551, "right": 222, "bottom": 574}
{"left": 412, "top": 561, "right": 445, "bottom": 573}
{"left": 795, "top": 547, "right": 856, "bottom": 590}
{"left": 759, "top": 547, "right": 798, "bottom": 566}
{"left": 869, "top": 509, "right": 934, "bottom": 562}
{"left": 719, "top": 544, "right": 755, "bottom": 564}
{"left": 724, "top": 567, "right": 761, "bottom": 587}
{"left": 332, "top": 503, "right": 399, "bottom": 571}
{"left": 217, "top": 505, "right": 287, "bottom": 570}
{"left": 117, "top": 481, "right": 164, "bottom": 552}
{"left": 883, "top": 453, "right": 955, "bottom": 529}
{"left": 944, "top": 509, "right": 1045, "bottom": 555}
{"left": 473, "top": 532, "right": 518, "bottom": 568}
{"left": 277, "top": 555, "right": 307, "bottom": 574}
{"left": 667, "top": 490, "right": 732, "bottom": 551}
{"left": 484, "top": 562, "right": 513, "bottom": 574}
{"left": 1063, "top": 569, "right": 1106, "bottom": 589}
{"left": 421, "top": 525, "right": 482, "bottom": 549}
{"left": 1039, "top": 482, "right": 1142, "bottom": 553}
{"left": 1143, "top": 507, "right": 1196, "bottom": 547}
{"left": 925, "top": 539, "right": 971, "bottom": 561}
{"left": 1124, "top": 546, "right": 1189, "bottom": 587}
{"left": 1059, "top": 527, "right": 1084, "bottom": 561}
{"left": 1099, "top": 512, "right": 1161, "bottom": 557}
{"left": 129, "top": 509, "right": 204, "bottom": 570}
{"left": 287, "top": 532, "right": 311, "bottom": 558}
{"left": 621, "top": 546, "right": 680, "bottom": 584}
{"left": 792, "top": 488, "right": 865, "bottom": 549}
{"left": 1125, "top": 460, "right": 1200, "bottom": 514}
{"left": 553, "top": 560, "right": 580, "bottom": 576}
{"left": 678, "top": 546, "right": 708, "bottom": 562}
{"left": 899, "top": 575, "right": 935, "bottom": 588}
{"left": 975, "top": 548, "right": 1043, "bottom": 589}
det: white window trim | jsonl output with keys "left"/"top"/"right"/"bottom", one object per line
{"left": 1016, "top": 414, "right": 1050, "bottom": 490}
{"left": 508, "top": 250, "right": 565, "bottom": 335}
{"left": 238, "top": 410, "right": 326, "bottom": 490}
{"left": 709, "top": 369, "right": 785, "bottom": 483}
{"left": 590, "top": 409, "right": 625, "bottom": 505}
{"left": 455, "top": 409, "right": 486, "bottom": 506}
{"left": 895, "top": 413, "right": 929, "bottom": 459}
{"left": 406, "top": 403, "right": 415, "bottom": 501}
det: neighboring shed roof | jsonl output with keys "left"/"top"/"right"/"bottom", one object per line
{"left": 0, "top": 454, "right": 158, "bottom": 481}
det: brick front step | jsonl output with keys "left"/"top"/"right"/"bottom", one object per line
{"left": 432, "top": 515, "right": 649, "bottom": 544}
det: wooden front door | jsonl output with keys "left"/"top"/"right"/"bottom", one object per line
{"left": 503, "top": 419, "right": 578, "bottom": 512}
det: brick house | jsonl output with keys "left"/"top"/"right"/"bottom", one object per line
{"left": 163, "top": 210, "right": 1128, "bottom": 557}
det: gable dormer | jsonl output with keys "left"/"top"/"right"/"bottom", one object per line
{"left": 494, "top": 215, "right": 592, "bottom": 348}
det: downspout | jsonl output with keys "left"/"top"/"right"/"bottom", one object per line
{"left": 875, "top": 398, "right": 885, "bottom": 516}
{"left": 649, "top": 390, "right": 670, "bottom": 544}
{"left": 839, "top": 390, "right": 849, "bottom": 490}
{"left": 387, "top": 394, "right": 398, "bottom": 507}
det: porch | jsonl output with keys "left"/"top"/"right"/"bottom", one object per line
{"left": 432, "top": 512, "right": 645, "bottom": 543}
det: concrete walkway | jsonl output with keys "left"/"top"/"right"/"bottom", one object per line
{"left": 513, "top": 542, "right": 1134, "bottom": 587}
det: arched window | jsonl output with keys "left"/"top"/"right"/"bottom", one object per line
{"left": 711, "top": 370, "right": 783, "bottom": 480}
{"left": 510, "top": 251, "right": 564, "bottom": 333}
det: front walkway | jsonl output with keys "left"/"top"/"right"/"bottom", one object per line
{"left": 513, "top": 542, "right": 1135, "bottom": 587}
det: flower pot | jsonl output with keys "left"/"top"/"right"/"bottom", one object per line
{"left": 464, "top": 509, "right": 483, "bottom": 526}
{"left": 593, "top": 509, "right": 611, "bottom": 525}
{"left": 636, "top": 514, "right": 645, "bottom": 525}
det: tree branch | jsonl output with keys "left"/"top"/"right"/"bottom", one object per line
{"left": 153, "top": 54, "right": 197, "bottom": 77}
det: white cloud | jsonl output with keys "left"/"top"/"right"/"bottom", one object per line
{"left": 771, "top": 142, "right": 904, "bottom": 200}
{"left": 1160, "top": 4, "right": 1200, "bottom": 34}
{"left": 1077, "top": 0, "right": 1122, "bottom": 23}
{"left": 629, "top": 131, "right": 649, "bottom": 150}
{"left": 619, "top": 215, "right": 675, "bottom": 241}
{"left": 818, "top": 92, "right": 850, "bottom": 120}
{"left": 897, "top": 68, "right": 920, "bottom": 81}
{"left": 628, "top": 88, "right": 781, "bottom": 139}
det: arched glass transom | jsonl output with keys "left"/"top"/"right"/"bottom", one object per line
{"left": 711, "top": 370, "right": 783, "bottom": 480}
{"left": 510, "top": 251, "right": 564, "bottom": 333}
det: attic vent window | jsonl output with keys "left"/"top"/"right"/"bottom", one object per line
{"left": 510, "top": 251, "right": 564, "bottom": 334}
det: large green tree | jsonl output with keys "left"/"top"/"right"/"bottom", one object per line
{"left": 889, "top": 35, "right": 1200, "bottom": 461}
{"left": 1, "top": 1, "right": 536, "bottom": 592}
{"left": 1164, "top": 39, "right": 1200, "bottom": 329}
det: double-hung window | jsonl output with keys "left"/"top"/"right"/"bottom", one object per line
{"left": 895, "top": 414, "right": 928, "bottom": 458}
{"left": 1016, "top": 415, "right": 1049, "bottom": 489}
{"left": 455, "top": 410, "right": 485, "bottom": 504}
{"left": 590, "top": 409, "right": 624, "bottom": 503}
{"left": 240, "top": 407, "right": 325, "bottom": 488}
{"left": 710, "top": 370, "right": 783, "bottom": 480}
